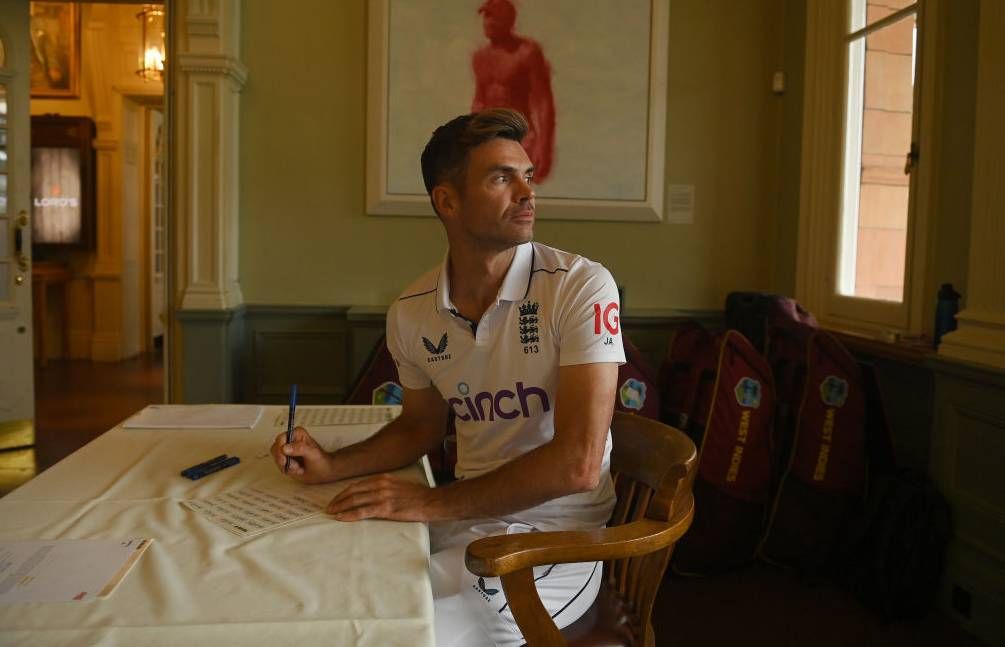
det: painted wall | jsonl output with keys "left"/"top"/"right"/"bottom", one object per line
{"left": 239, "top": 0, "right": 787, "bottom": 310}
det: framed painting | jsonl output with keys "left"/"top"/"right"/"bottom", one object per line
{"left": 29, "top": 1, "right": 81, "bottom": 99}
{"left": 367, "top": 0, "right": 669, "bottom": 221}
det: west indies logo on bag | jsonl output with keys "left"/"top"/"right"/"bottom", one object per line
{"left": 819, "top": 375, "right": 849, "bottom": 407}
{"left": 619, "top": 378, "right": 647, "bottom": 410}
{"left": 734, "top": 377, "right": 762, "bottom": 408}
{"left": 371, "top": 381, "right": 403, "bottom": 406}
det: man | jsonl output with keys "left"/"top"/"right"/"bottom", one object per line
{"left": 272, "top": 109, "right": 624, "bottom": 646}
{"left": 471, "top": 0, "right": 556, "bottom": 182}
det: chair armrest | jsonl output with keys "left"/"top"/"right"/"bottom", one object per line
{"left": 465, "top": 493, "right": 694, "bottom": 577}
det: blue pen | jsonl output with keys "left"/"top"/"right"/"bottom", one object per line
{"left": 285, "top": 384, "right": 298, "bottom": 473}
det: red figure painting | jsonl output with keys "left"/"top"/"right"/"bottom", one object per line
{"left": 472, "top": 0, "right": 556, "bottom": 182}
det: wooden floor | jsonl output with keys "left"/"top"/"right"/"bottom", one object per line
{"left": 652, "top": 561, "right": 983, "bottom": 647}
{"left": 0, "top": 353, "right": 164, "bottom": 496}
{"left": 0, "top": 355, "right": 984, "bottom": 646}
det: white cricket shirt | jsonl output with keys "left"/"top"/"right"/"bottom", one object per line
{"left": 386, "top": 242, "right": 626, "bottom": 531}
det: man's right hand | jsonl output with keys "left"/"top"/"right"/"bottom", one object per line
{"left": 270, "top": 427, "right": 336, "bottom": 484}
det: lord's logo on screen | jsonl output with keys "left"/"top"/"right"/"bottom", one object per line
{"left": 34, "top": 196, "right": 80, "bottom": 208}
{"left": 34, "top": 182, "right": 79, "bottom": 208}
{"left": 33, "top": 180, "right": 78, "bottom": 208}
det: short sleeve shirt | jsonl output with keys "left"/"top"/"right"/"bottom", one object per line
{"left": 386, "top": 242, "right": 626, "bottom": 531}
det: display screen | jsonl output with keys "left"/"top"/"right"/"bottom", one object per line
{"left": 31, "top": 147, "right": 82, "bottom": 244}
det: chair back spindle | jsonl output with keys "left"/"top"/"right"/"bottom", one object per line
{"left": 603, "top": 412, "right": 697, "bottom": 645}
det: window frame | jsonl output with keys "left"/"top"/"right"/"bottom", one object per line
{"left": 796, "top": 0, "right": 944, "bottom": 337}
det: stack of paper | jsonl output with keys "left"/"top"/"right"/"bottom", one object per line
{"left": 124, "top": 405, "right": 264, "bottom": 429}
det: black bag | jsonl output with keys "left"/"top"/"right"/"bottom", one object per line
{"left": 836, "top": 467, "right": 952, "bottom": 621}
{"left": 724, "top": 292, "right": 817, "bottom": 353}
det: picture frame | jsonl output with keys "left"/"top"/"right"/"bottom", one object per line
{"left": 367, "top": 0, "right": 669, "bottom": 222}
{"left": 29, "top": 1, "right": 81, "bottom": 99}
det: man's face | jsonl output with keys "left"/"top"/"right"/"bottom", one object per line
{"left": 449, "top": 137, "right": 535, "bottom": 250}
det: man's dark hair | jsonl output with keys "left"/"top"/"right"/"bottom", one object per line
{"left": 420, "top": 108, "right": 529, "bottom": 196}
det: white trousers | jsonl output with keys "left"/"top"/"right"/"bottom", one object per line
{"left": 429, "top": 519, "right": 601, "bottom": 647}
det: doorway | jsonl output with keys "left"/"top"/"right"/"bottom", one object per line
{"left": 0, "top": 0, "right": 171, "bottom": 495}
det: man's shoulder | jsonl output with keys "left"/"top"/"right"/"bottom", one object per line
{"left": 394, "top": 265, "right": 440, "bottom": 305}
{"left": 531, "top": 242, "right": 608, "bottom": 282}
{"left": 387, "top": 265, "right": 440, "bottom": 350}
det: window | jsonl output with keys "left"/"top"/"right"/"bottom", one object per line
{"left": 840, "top": 1, "right": 917, "bottom": 302}
{"left": 797, "top": 0, "right": 937, "bottom": 335}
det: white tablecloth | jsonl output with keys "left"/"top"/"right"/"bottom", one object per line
{"left": 0, "top": 406, "right": 434, "bottom": 646}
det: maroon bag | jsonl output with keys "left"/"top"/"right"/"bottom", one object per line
{"left": 765, "top": 321, "right": 815, "bottom": 487}
{"left": 658, "top": 321, "right": 718, "bottom": 434}
{"left": 615, "top": 338, "right": 661, "bottom": 419}
{"left": 759, "top": 330, "right": 867, "bottom": 574}
{"left": 345, "top": 335, "right": 403, "bottom": 406}
{"left": 672, "top": 330, "right": 777, "bottom": 574}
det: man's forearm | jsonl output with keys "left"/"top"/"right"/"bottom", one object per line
{"left": 420, "top": 440, "right": 598, "bottom": 522}
{"left": 328, "top": 416, "right": 441, "bottom": 482}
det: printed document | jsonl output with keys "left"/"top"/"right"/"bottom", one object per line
{"left": 272, "top": 405, "right": 400, "bottom": 428}
{"left": 182, "top": 456, "right": 429, "bottom": 538}
{"left": 182, "top": 487, "right": 326, "bottom": 538}
{"left": 0, "top": 538, "right": 152, "bottom": 604}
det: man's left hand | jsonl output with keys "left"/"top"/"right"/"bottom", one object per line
{"left": 326, "top": 474, "right": 433, "bottom": 522}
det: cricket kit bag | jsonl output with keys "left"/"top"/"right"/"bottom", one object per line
{"left": 672, "top": 330, "right": 777, "bottom": 575}
{"left": 725, "top": 292, "right": 818, "bottom": 353}
{"left": 658, "top": 321, "right": 718, "bottom": 440}
{"left": 765, "top": 321, "right": 816, "bottom": 488}
{"left": 614, "top": 337, "right": 661, "bottom": 419}
{"left": 759, "top": 330, "right": 867, "bottom": 575}
{"left": 345, "top": 335, "right": 403, "bottom": 406}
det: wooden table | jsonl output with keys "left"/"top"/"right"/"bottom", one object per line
{"left": 0, "top": 405, "right": 435, "bottom": 646}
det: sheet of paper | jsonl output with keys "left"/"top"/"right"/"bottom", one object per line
{"left": 272, "top": 405, "right": 400, "bottom": 428}
{"left": 0, "top": 538, "right": 152, "bottom": 604}
{"left": 182, "top": 487, "right": 326, "bottom": 538}
{"left": 123, "top": 404, "right": 264, "bottom": 429}
{"left": 182, "top": 459, "right": 430, "bottom": 539}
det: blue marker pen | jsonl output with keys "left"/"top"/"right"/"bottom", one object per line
{"left": 188, "top": 456, "right": 240, "bottom": 480}
{"left": 285, "top": 384, "right": 298, "bottom": 473}
{"left": 181, "top": 454, "right": 228, "bottom": 478}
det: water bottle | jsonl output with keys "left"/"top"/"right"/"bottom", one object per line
{"left": 934, "top": 283, "right": 961, "bottom": 348}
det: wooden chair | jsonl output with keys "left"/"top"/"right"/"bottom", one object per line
{"left": 465, "top": 412, "right": 697, "bottom": 646}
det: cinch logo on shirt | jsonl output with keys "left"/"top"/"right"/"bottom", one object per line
{"left": 448, "top": 382, "right": 551, "bottom": 421}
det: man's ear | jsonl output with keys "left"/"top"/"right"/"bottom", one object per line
{"left": 432, "top": 184, "right": 460, "bottom": 220}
